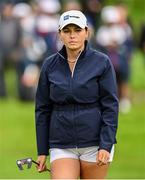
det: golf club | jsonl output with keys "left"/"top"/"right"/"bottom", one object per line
{"left": 16, "top": 157, "right": 50, "bottom": 172}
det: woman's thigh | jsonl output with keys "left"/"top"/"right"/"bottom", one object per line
{"left": 80, "top": 160, "right": 110, "bottom": 179}
{"left": 50, "top": 158, "right": 80, "bottom": 179}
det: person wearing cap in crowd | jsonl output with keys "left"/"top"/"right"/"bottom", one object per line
{"left": 35, "top": 10, "right": 118, "bottom": 179}
{"left": 96, "top": 5, "right": 133, "bottom": 113}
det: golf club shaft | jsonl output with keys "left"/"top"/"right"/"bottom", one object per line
{"left": 32, "top": 160, "right": 50, "bottom": 172}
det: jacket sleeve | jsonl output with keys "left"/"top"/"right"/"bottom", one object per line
{"left": 35, "top": 61, "right": 52, "bottom": 155}
{"left": 98, "top": 57, "right": 119, "bottom": 153}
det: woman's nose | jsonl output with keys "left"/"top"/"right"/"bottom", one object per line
{"left": 70, "top": 31, "right": 76, "bottom": 38}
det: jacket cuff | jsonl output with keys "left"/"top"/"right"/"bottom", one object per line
{"left": 37, "top": 150, "right": 49, "bottom": 156}
{"left": 98, "top": 144, "right": 113, "bottom": 153}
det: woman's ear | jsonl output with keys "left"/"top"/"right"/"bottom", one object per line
{"left": 85, "top": 28, "right": 89, "bottom": 40}
{"left": 87, "top": 27, "right": 94, "bottom": 40}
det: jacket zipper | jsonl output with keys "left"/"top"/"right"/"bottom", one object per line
{"left": 58, "top": 51, "right": 82, "bottom": 79}
{"left": 58, "top": 51, "right": 82, "bottom": 148}
{"left": 70, "top": 52, "right": 82, "bottom": 148}
{"left": 71, "top": 51, "right": 81, "bottom": 78}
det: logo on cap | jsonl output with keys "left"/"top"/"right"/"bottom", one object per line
{"left": 64, "top": 15, "right": 80, "bottom": 21}
{"left": 64, "top": 15, "right": 69, "bottom": 20}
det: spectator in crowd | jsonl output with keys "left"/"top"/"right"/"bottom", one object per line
{"left": 80, "top": 0, "right": 102, "bottom": 33}
{"left": 116, "top": 3, "right": 134, "bottom": 113}
{"left": 13, "top": 2, "right": 47, "bottom": 101}
{"left": 79, "top": 0, "right": 103, "bottom": 49}
{"left": 35, "top": 0, "right": 61, "bottom": 56}
{"left": 0, "top": 1, "right": 22, "bottom": 97}
{"left": 96, "top": 5, "right": 134, "bottom": 113}
{"left": 62, "top": 0, "right": 82, "bottom": 12}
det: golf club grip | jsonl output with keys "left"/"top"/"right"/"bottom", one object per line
{"left": 32, "top": 160, "right": 50, "bottom": 172}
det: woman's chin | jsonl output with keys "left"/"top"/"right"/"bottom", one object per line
{"left": 68, "top": 45, "right": 79, "bottom": 51}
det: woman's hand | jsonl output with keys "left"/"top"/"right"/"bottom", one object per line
{"left": 36, "top": 155, "right": 47, "bottom": 172}
{"left": 96, "top": 149, "right": 110, "bottom": 166}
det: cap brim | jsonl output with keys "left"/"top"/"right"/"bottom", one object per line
{"left": 59, "top": 19, "right": 86, "bottom": 30}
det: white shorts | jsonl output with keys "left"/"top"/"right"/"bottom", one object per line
{"left": 50, "top": 145, "right": 114, "bottom": 163}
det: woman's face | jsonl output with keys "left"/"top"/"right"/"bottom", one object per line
{"left": 59, "top": 24, "right": 88, "bottom": 51}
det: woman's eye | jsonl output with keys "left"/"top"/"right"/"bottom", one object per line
{"left": 62, "top": 28, "right": 82, "bottom": 33}
{"left": 63, "top": 29, "right": 69, "bottom": 33}
{"left": 75, "top": 29, "right": 82, "bottom": 32}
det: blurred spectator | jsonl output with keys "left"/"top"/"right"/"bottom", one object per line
{"left": 13, "top": 2, "right": 47, "bottom": 101}
{"left": 79, "top": 0, "right": 103, "bottom": 49}
{"left": 116, "top": 3, "right": 134, "bottom": 113}
{"left": 0, "top": 1, "right": 22, "bottom": 98}
{"left": 116, "top": 2, "right": 134, "bottom": 59}
{"left": 35, "top": 0, "right": 61, "bottom": 56}
{"left": 96, "top": 5, "right": 134, "bottom": 113}
{"left": 62, "top": 0, "right": 82, "bottom": 12}
{"left": 80, "top": 0, "right": 102, "bottom": 33}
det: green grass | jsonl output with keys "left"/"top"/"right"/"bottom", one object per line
{"left": 130, "top": 50, "right": 145, "bottom": 90}
{"left": 0, "top": 98, "right": 145, "bottom": 179}
{"left": 0, "top": 99, "right": 50, "bottom": 179}
{"left": 108, "top": 101, "right": 145, "bottom": 179}
{"left": 0, "top": 50, "right": 145, "bottom": 178}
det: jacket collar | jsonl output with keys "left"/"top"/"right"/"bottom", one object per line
{"left": 58, "top": 40, "right": 91, "bottom": 60}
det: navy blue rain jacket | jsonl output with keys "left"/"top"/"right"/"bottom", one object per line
{"left": 35, "top": 41, "right": 118, "bottom": 155}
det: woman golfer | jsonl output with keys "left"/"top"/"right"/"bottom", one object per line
{"left": 35, "top": 10, "right": 118, "bottom": 179}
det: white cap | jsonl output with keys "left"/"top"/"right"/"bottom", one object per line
{"left": 59, "top": 10, "right": 88, "bottom": 30}
{"left": 101, "top": 6, "right": 120, "bottom": 24}
{"left": 38, "top": 0, "right": 61, "bottom": 14}
{"left": 12, "top": 3, "right": 32, "bottom": 18}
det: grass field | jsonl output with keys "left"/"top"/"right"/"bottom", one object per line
{"left": 0, "top": 50, "right": 145, "bottom": 179}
